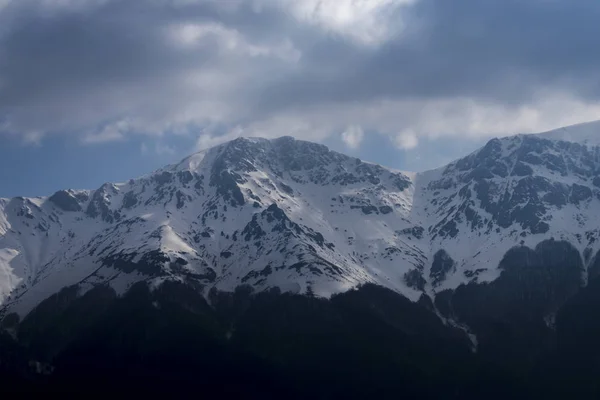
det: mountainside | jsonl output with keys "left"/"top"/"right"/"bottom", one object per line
{"left": 0, "top": 136, "right": 422, "bottom": 318}
{"left": 420, "top": 132, "right": 600, "bottom": 290}
{"left": 3, "top": 130, "right": 600, "bottom": 318}
{"left": 3, "top": 125, "right": 600, "bottom": 396}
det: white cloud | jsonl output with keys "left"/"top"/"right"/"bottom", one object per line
{"left": 155, "top": 142, "right": 176, "bottom": 156}
{"left": 398, "top": 94, "right": 600, "bottom": 139}
{"left": 236, "top": 93, "right": 600, "bottom": 148}
{"left": 394, "top": 130, "right": 418, "bottom": 149}
{"left": 141, "top": 141, "right": 176, "bottom": 156}
{"left": 341, "top": 125, "right": 364, "bottom": 149}
{"left": 282, "top": 0, "right": 415, "bottom": 45}
{"left": 196, "top": 126, "right": 244, "bottom": 151}
{"left": 0, "top": 0, "right": 11, "bottom": 12}
{"left": 3, "top": 0, "right": 600, "bottom": 156}
{"left": 23, "top": 131, "right": 43, "bottom": 146}
{"left": 82, "top": 121, "right": 128, "bottom": 144}
{"left": 167, "top": 22, "right": 300, "bottom": 61}
{"left": 169, "top": 22, "right": 259, "bottom": 53}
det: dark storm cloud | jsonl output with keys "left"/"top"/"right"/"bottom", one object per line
{"left": 256, "top": 0, "right": 600, "bottom": 116}
{"left": 2, "top": 3, "right": 169, "bottom": 106}
{"left": 0, "top": 0, "right": 599, "bottom": 139}
{"left": 0, "top": 0, "right": 298, "bottom": 132}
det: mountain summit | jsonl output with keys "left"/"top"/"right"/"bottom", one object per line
{"left": 0, "top": 136, "right": 417, "bottom": 317}
{"left": 2, "top": 131, "right": 600, "bottom": 319}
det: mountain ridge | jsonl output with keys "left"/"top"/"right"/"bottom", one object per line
{"left": 536, "top": 119, "right": 600, "bottom": 146}
{"left": 2, "top": 124, "right": 600, "bottom": 320}
{"left": 1, "top": 135, "right": 420, "bottom": 318}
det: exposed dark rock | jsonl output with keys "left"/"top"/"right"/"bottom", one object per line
{"left": 102, "top": 250, "right": 168, "bottom": 276}
{"left": 430, "top": 250, "right": 456, "bottom": 286}
{"left": 175, "top": 190, "right": 186, "bottom": 209}
{"left": 242, "top": 217, "right": 267, "bottom": 242}
{"left": 541, "top": 183, "right": 569, "bottom": 207}
{"left": 279, "top": 182, "right": 294, "bottom": 195}
{"left": 404, "top": 269, "right": 426, "bottom": 291}
{"left": 241, "top": 265, "right": 273, "bottom": 283}
{"left": 177, "top": 170, "right": 194, "bottom": 185}
{"left": 392, "top": 174, "right": 411, "bottom": 191}
{"left": 361, "top": 205, "right": 378, "bottom": 215}
{"left": 399, "top": 226, "right": 425, "bottom": 240}
{"left": 379, "top": 205, "right": 393, "bottom": 214}
{"left": 463, "top": 269, "right": 486, "bottom": 279}
{"left": 570, "top": 183, "right": 592, "bottom": 203}
{"left": 153, "top": 171, "right": 173, "bottom": 185}
{"left": 438, "top": 220, "right": 459, "bottom": 238}
{"left": 210, "top": 152, "right": 246, "bottom": 207}
{"left": 49, "top": 191, "right": 82, "bottom": 212}
{"left": 512, "top": 162, "right": 533, "bottom": 177}
{"left": 121, "top": 191, "right": 138, "bottom": 209}
{"left": 86, "top": 184, "right": 121, "bottom": 223}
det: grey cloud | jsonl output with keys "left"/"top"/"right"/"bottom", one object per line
{"left": 255, "top": 0, "right": 600, "bottom": 117}
{"left": 1, "top": 0, "right": 600, "bottom": 142}
{"left": 0, "top": 0, "right": 296, "bottom": 132}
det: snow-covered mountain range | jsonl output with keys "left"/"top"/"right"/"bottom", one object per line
{"left": 2, "top": 122, "right": 600, "bottom": 318}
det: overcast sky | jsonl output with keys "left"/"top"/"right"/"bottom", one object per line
{"left": 2, "top": 0, "right": 600, "bottom": 197}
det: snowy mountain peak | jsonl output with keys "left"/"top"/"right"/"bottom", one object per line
{"left": 0, "top": 136, "right": 417, "bottom": 317}
{"left": 536, "top": 119, "right": 600, "bottom": 146}
{"left": 417, "top": 131, "right": 600, "bottom": 291}
{"left": 3, "top": 131, "right": 600, "bottom": 319}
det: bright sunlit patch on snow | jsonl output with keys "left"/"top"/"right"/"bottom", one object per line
{"left": 158, "top": 225, "right": 195, "bottom": 254}
{"left": 0, "top": 248, "right": 23, "bottom": 305}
